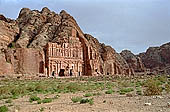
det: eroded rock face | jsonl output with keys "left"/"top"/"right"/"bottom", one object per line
{"left": 121, "top": 50, "right": 145, "bottom": 73}
{"left": 0, "top": 7, "right": 134, "bottom": 76}
{"left": 84, "top": 34, "right": 134, "bottom": 75}
{"left": 0, "top": 50, "right": 14, "bottom": 75}
{"left": 0, "top": 48, "right": 44, "bottom": 75}
{"left": 0, "top": 15, "right": 19, "bottom": 49}
{"left": 139, "top": 42, "right": 170, "bottom": 74}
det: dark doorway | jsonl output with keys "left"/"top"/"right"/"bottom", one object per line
{"left": 52, "top": 71, "right": 55, "bottom": 77}
{"left": 59, "top": 69, "right": 65, "bottom": 76}
{"left": 70, "top": 69, "right": 73, "bottom": 76}
{"left": 39, "top": 61, "right": 44, "bottom": 73}
{"left": 78, "top": 72, "right": 80, "bottom": 76}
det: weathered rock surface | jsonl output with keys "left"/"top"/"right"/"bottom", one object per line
{"left": 0, "top": 15, "right": 19, "bottom": 49}
{"left": 138, "top": 42, "right": 170, "bottom": 74}
{"left": 85, "top": 34, "right": 133, "bottom": 75}
{"left": 121, "top": 50, "right": 145, "bottom": 73}
{"left": 0, "top": 7, "right": 134, "bottom": 76}
{"left": 0, "top": 49, "right": 14, "bottom": 75}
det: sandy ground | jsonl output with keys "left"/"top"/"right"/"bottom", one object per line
{"left": 1, "top": 92, "right": 169, "bottom": 112}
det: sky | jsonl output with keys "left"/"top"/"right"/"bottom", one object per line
{"left": 0, "top": 0, "right": 170, "bottom": 54}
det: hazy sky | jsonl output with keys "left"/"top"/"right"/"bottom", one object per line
{"left": 0, "top": 0, "right": 170, "bottom": 54}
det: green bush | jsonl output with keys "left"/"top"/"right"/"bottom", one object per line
{"left": 35, "top": 84, "right": 47, "bottom": 92}
{"left": 80, "top": 98, "right": 89, "bottom": 104}
{"left": 29, "top": 95, "right": 41, "bottom": 103}
{"left": 106, "top": 82, "right": 115, "bottom": 89}
{"left": 156, "top": 76, "right": 167, "bottom": 83}
{"left": 105, "top": 89, "right": 114, "bottom": 94}
{"left": 80, "top": 98, "right": 94, "bottom": 105}
{"left": 84, "top": 93, "right": 93, "bottom": 97}
{"left": 93, "top": 92, "right": 101, "bottom": 96}
{"left": 11, "top": 87, "right": 26, "bottom": 96}
{"left": 88, "top": 98, "right": 94, "bottom": 105}
{"left": 118, "top": 80, "right": 134, "bottom": 87}
{"left": 0, "top": 87, "right": 10, "bottom": 95}
{"left": 165, "top": 84, "right": 170, "bottom": 93}
{"left": 37, "top": 100, "right": 42, "bottom": 104}
{"left": 136, "top": 88, "right": 142, "bottom": 95}
{"left": 143, "top": 79, "right": 162, "bottom": 87}
{"left": 39, "top": 107, "right": 44, "bottom": 112}
{"left": 42, "top": 98, "right": 52, "bottom": 103}
{"left": 5, "top": 99, "right": 12, "bottom": 103}
{"left": 135, "top": 81, "right": 142, "bottom": 87}
{"left": 71, "top": 97, "right": 82, "bottom": 103}
{"left": 144, "top": 79, "right": 162, "bottom": 96}
{"left": 120, "top": 88, "right": 134, "bottom": 93}
{"left": 0, "top": 105, "right": 8, "bottom": 112}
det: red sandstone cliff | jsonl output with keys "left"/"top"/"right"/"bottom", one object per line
{"left": 0, "top": 7, "right": 133, "bottom": 76}
{"left": 138, "top": 42, "right": 170, "bottom": 74}
{"left": 120, "top": 50, "right": 145, "bottom": 73}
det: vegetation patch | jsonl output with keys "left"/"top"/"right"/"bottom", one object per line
{"left": 42, "top": 98, "right": 52, "bottom": 103}
{"left": 119, "top": 88, "right": 134, "bottom": 95}
{"left": 5, "top": 99, "right": 12, "bottom": 103}
{"left": 71, "top": 97, "right": 82, "bottom": 103}
{"left": 105, "top": 89, "right": 114, "bottom": 94}
{"left": 80, "top": 98, "right": 94, "bottom": 105}
{"left": 0, "top": 105, "right": 8, "bottom": 112}
{"left": 144, "top": 79, "right": 162, "bottom": 96}
{"left": 84, "top": 93, "right": 93, "bottom": 97}
{"left": 29, "top": 95, "right": 41, "bottom": 103}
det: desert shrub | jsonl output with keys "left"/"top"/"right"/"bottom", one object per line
{"left": 118, "top": 80, "right": 134, "bottom": 87}
{"left": 165, "top": 84, "right": 170, "bottom": 93}
{"left": 84, "top": 93, "right": 93, "bottom": 97}
{"left": 106, "top": 82, "right": 115, "bottom": 89}
{"left": 105, "top": 89, "right": 114, "bottom": 94}
{"left": 93, "top": 92, "right": 101, "bottom": 96}
{"left": 144, "top": 79, "right": 162, "bottom": 96}
{"left": 0, "top": 95, "right": 11, "bottom": 100}
{"left": 88, "top": 98, "right": 94, "bottom": 105}
{"left": 66, "top": 83, "right": 83, "bottom": 92}
{"left": 80, "top": 98, "right": 89, "bottom": 104}
{"left": 71, "top": 97, "right": 82, "bottom": 103}
{"left": 0, "top": 86, "right": 10, "bottom": 95}
{"left": 37, "top": 100, "right": 42, "bottom": 104}
{"left": 5, "top": 99, "right": 12, "bottom": 103}
{"left": 156, "top": 75, "right": 167, "bottom": 83}
{"left": 11, "top": 95, "right": 18, "bottom": 99}
{"left": 94, "top": 82, "right": 105, "bottom": 90}
{"left": 35, "top": 83, "right": 47, "bottom": 92}
{"left": 42, "top": 98, "right": 52, "bottom": 103}
{"left": 119, "top": 88, "right": 134, "bottom": 94}
{"left": 26, "top": 84, "right": 36, "bottom": 92}
{"left": 136, "top": 88, "right": 142, "bottom": 95}
{"left": 29, "top": 95, "right": 41, "bottom": 103}
{"left": 80, "top": 98, "right": 94, "bottom": 105}
{"left": 135, "top": 81, "right": 142, "bottom": 87}
{"left": 0, "top": 105, "right": 8, "bottom": 112}
{"left": 143, "top": 79, "right": 162, "bottom": 87}
{"left": 39, "top": 107, "right": 44, "bottom": 112}
{"left": 11, "top": 87, "right": 27, "bottom": 96}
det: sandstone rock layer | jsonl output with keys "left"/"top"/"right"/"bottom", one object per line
{"left": 0, "top": 7, "right": 134, "bottom": 76}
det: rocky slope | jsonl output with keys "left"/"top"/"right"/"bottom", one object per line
{"left": 0, "top": 7, "right": 133, "bottom": 76}
{"left": 84, "top": 34, "right": 133, "bottom": 75}
{"left": 138, "top": 42, "right": 170, "bottom": 74}
{"left": 120, "top": 50, "right": 145, "bottom": 73}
